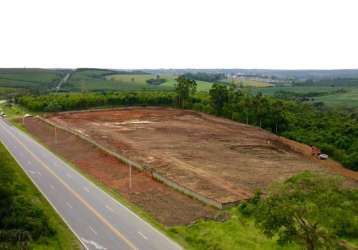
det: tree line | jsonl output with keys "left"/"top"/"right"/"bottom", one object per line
{"left": 16, "top": 77, "right": 358, "bottom": 170}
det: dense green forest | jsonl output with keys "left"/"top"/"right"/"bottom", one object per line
{"left": 17, "top": 84, "right": 358, "bottom": 171}
{"left": 0, "top": 143, "right": 80, "bottom": 249}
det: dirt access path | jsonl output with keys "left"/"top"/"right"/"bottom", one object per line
{"left": 45, "top": 107, "right": 358, "bottom": 207}
{"left": 23, "top": 117, "right": 217, "bottom": 226}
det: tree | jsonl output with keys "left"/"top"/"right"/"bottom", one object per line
{"left": 270, "top": 99, "right": 286, "bottom": 133}
{"left": 209, "top": 83, "right": 229, "bottom": 114}
{"left": 175, "top": 76, "right": 197, "bottom": 108}
{"left": 254, "top": 171, "right": 358, "bottom": 250}
{"left": 253, "top": 93, "right": 268, "bottom": 128}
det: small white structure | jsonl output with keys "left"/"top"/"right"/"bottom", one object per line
{"left": 319, "top": 154, "right": 329, "bottom": 160}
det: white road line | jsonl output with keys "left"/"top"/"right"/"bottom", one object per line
{"left": 81, "top": 238, "right": 106, "bottom": 250}
{"left": 50, "top": 185, "right": 55, "bottom": 190}
{"left": 105, "top": 205, "right": 114, "bottom": 212}
{"left": 89, "top": 226, "right": 98, "bottom": 235}
{"left": 66, "top": 201, "right": 73, "bottom": 209}
{"left": 28, "top": 170, "right": 36, "bottom": 175}
{"left": 138, "top": 231, "right": 148, "bottom": 240}
{"left": 84, "top": 187, "right": 90, "bottom": 193}
{"left": 38, "top": 172, "right": 42, "bottom": 176}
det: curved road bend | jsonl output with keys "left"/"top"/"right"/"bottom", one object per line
{"left": 0, "top": 118, "right": 182, "bottom": 250}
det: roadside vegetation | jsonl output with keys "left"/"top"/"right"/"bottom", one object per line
{"left": 254, "top": 171, "right": 358, "bottom": 250}
{"left": 171, "top": 171, "right": 358, "bottom": 250}
{"left": 0, "top": 143, "right": 81, "bottom": 249}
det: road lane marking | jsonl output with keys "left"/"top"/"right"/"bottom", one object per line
{"left": 105, "top": 205, "right": 114, "bottom": 212}
{"left": 89, "top": 226, "right": 98, "bottom": 235}
{"left": 29, "top": 170, "right": 36, "bottom": 175}
{"left": 0, "top": 122, "right": 138, "bottom": 250}
{"left": 81, "top": 238, "right": 106, "bottom": 250}
{"left": 38, "top": 172, "right": 42, "bottom": 176}
{"left": 66, "top": 202, "right": 73, "bottom": 209}
{"left": 138, "top": 231, "right": 148, "bottom": 240}
{"left": 50, "top": 185, "right": 55, "bottom": 190}
{"left": 84, "top": 187, "right": 90, "bottom": 193}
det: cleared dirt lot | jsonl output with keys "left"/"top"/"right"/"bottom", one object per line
{"left": 44, "top": 107, "right": 357, "bottom": 206}
{"left": 23, "top": 117, "right": 217, "bottom": 226}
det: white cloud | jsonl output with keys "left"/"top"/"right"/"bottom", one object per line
{"left": 0, "top": 0, "right": 357, "bottom": 69}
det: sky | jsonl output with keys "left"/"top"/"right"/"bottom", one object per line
{"left": 0, "top": 0, "right": 357, "bottom": 69}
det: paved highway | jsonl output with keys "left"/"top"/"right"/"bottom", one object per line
{"left": 0, "top": 118, "right": 182, "bottom": 250}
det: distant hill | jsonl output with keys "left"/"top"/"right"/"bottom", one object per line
{"left": 142, "top": 69, "right": 358, "bottom": 81}
{"left": 0, "top": 68, "right": 68, "bottom": 89}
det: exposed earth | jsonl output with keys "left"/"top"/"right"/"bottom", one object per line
{"left": 23, "top": 117, "right": 217, "bottom": 226}
{"left": 43, "top": 107, "right": 358, "bottom": 206}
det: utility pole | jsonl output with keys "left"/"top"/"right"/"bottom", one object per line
{"left": 54, "top": 126, "right": 58, "bottom": 144}
{"left": 129, "top": 164, "right": 132, "bottom": 190}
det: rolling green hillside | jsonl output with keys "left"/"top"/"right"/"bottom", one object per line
{"left": 65, "top": 71, "right": 214, "bottom": 92}
{"left": 0, "top": 69, "right": 66, "bottom": 89}
{"left": 253, "top": 86, "right": 358, "bottom": 108}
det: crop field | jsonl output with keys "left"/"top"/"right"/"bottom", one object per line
{"left": 44, "top": 107, "right": 358, "bottom": 208}
{"left": 253, "top": 86, "right": 358, "bottom": 108}
{"left": 315, "top": 88, "right": 358, "bottom": 108}
{"left": 70, "top": 73, "right": 213, "bottom": 92}
{"left": 253, "top": 86, "right": 345, "bottom": 95}
{"left": 0, "top": 68, "right": 65, "bottom": 88}
{"left": 229, "top": 78, "right": 273, "bottom": 87}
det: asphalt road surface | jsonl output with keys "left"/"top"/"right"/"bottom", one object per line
{"left": 0, "top": 118, "right": 182, "bottom": 250}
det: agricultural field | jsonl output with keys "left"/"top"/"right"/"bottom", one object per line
{"left": 44, "top": 107, "right": 358, "bottom": 208}
{"left": 229, "top": 78, "right": 274, "bottom": 88}
{"left": 0, "top": 68, "right": 66, "bottom": 89}
{"left": 253, "top": 86, "right": 358, "bottom": 108}
{"left": 0, "top": 87, "right": 25, "bottom": 98}
{"left": 64, "top": 71, "right": 214, "bottom": 92}
{"left": 315, "top": 87, "right": 358, "bottom": 108}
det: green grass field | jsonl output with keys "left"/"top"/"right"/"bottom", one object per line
{"left": 0, "top": 143, "right": 81, "bottom": 250}
{"left": 253, "top": 86, "right": 358, "bottom": 109}
{"left": 169, "top": 207, "right": 299, "bottom": 250}
{"left": 0, "top": 87, "right": 24, "bottom": 98}
{"left": 66, "top": 73, "right": 214, "bottom": 92}
{"left": 229, "top": 78, "right": 274, "bottom": 88}
{"left": 315, "top": 88, "right": 358, "bottom": 108}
